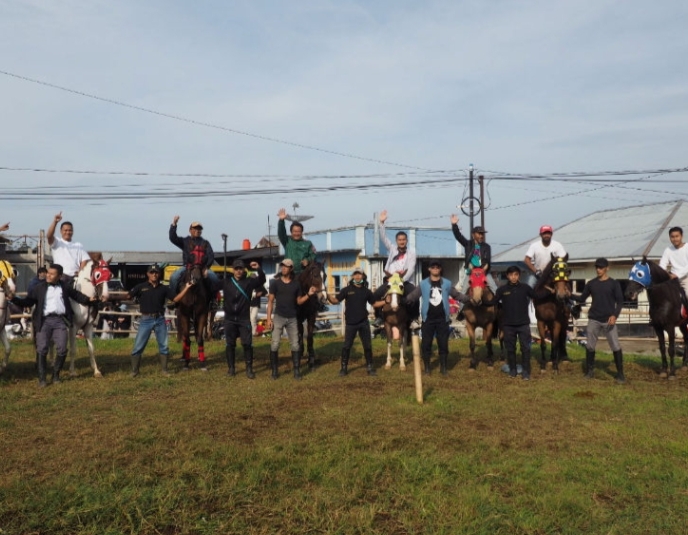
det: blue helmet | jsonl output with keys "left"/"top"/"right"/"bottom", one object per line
{"left": 629, "top": 261, "right": 652, "bottom": 287}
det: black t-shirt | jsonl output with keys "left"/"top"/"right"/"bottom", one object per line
{"left": 426, "top": 279, "right": 445, "bottom": 322}
{"left": 491, "top": 282, "right": 536, "bottom": 327}
{"left": 335, "top": 283, "right": 376, "bottom": 325}
{"left": 129, "top": 282, "right": 176, "bottom": 314}
{"left": 573, "top": 277, "right": 624, "bottom": 323}
{"left": 269, "top": 277, "right": 303, "bottom": 318}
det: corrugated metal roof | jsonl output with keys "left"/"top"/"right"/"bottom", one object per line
{"left": 99, "top": 251, "right": 181, "bottom": 264}
{"left": 494, "top": 200, "right": 688, "bottom": 263}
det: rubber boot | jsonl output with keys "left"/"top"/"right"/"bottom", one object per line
{"left": 130, "top": 354, "right": 142, "bottom": 378}
{"left": 422, "top": 354, "right": 431, "bottom": 375}
{"left": 507, "top": 352, "right": 517, "bottom": 378}
{"left": 522, "top": 353, "right": 531, "bottom": 381}
{"left": 244, "top": 346, "right": 255, "bottom": 379}
{"left": 225, "top": 346, "right": 236, "bottom": 376}
{"left": 159, "top": 353, "right": 170, "bottom": 376}
{"left": 365, "top": 348, "right": 376, "bottom": 376}
{"left": 270, "top": 351, "right": 279, "bottom": 380}
{"left": 613, "top": 350, "right": 625, "bottom": 384}
{"left": 37, "top": 353, "right": 47, "bottom": 387}
{"left": 292, "top": 351, "right": 302, "bottom": 380}
{"left": 585, "top": 349, "right": 595, "bottom": 379}
{"left": 339, "top": 348, "right": 349, "bottom": 377}
{"left": 439, "top": 353, "right": 448, "bottom": 376}
{"left": 308, "top": 352, "right": 316, "bottom": 370}
{"left": 54, "top": 352, "right": 67, "bottom": 383}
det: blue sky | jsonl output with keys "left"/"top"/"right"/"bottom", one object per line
{"left": 2, "top": 1, "right": 688, "bottom": 253}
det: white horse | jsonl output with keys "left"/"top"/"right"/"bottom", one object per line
{"left": 67, "top": 259, "right": 111, "bottom": 377}
{"left": 0, "top": 260, "right": 17, "bottom": 373}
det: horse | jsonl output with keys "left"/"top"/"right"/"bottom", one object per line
{"left": 382, "top": 273, "right": 409, "bottom": 371}
{"left": 463, "top": 266, "right": 500, "bottom": 370}
{"left": 533, "top": 254, "right": 572, "bottom": 373}
{"left": 177, "top": 264, "right": 211, "bottom": 370}
{"left": 625, "top": 257, "right": 688, "bottom": 378}
{"left": 297, "top": 260, "right": 327, "bottom": 369}
{"left": 0, "top": 260, "right": 17, "bottom": 373}
{"left": 68, "top": 259, "right": 112, "bottom": 377}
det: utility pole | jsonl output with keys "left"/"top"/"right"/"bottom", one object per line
{"left": 479, "top": 175, "right": 485, "bottom": 229}
{"left": 468, "top": 164, "right": 475, "bottom": 235}
{"left": 221, "top": 234, "right": 228, "bottom": 279}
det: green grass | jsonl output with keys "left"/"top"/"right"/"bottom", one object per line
{"left": 1, "top": 335, "right": 688, "bottom": 534}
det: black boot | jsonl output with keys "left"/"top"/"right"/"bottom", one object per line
{"left": 244, "top": 346, "right": 255, "bottom": 379}
{"left": 585, "top": 349, "right": 595, "bottom": 379}
{"left": 37, "top": 353, "right": 47, "bottom": 387}
{"left": 130, "top": 353, "right": 141, "bottom": 378}
{"left": 365, "top": 348, "right": 376, "bottom": 376}
{"left": 613, "top": 350, "right": 625, "bottom": 384}
{"left": 507, "top": 352, "right": 517, "bottom": 378}
{"left": 339, "top": 348, "right": 349, "bottom": 377}
{"left": 439, "top": 353, "right": 448, "bottom": 376}
{"left": 422, "top": 354, "right": 431, "bottom": 375}
{"left": 269, "top": 351, "right": 279, "bottom": 380}
{"left": 53, "top": 352, "right": 67, "bottom": 383}
{"left": 225, "top": 346, "right": 236, "bottom": 376}
{"left": 159, "top": 353, "right": 170, "bottom": 376}
{"left": 292, "top": 351, "right": 302, "bottom": 380}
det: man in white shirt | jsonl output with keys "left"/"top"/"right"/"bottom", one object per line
{"left": 47, "top": 212, "right": 90, "bottom": 282}
{"left": 524, "top": 225, "right": 567, "bottom": 288}
{"left": 659, "top": 226, "right": 688, "bottom": 303}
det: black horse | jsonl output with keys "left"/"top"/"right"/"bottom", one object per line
{"left": 297, "top": 261, "right": 326, "bottom": 369}
{"left": 177, "top": 265, "right": 211, "bottom": 370}
{"left": 625, "top": 257, "right": 688, "bottom": 378}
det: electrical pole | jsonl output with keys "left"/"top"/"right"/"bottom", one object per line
{"left": 479, "top": 175, "right": 485, "bottom": 229}
{"left": 468, "top": 164, "right": 475, "bottom": 234}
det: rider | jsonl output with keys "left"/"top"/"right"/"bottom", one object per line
{"left": 524, "top": 225, "right": 567, "bottom": 288}
{"left": 168, "top": 216, "right": 219, "bottom": 299}
{"left": 373, "top": 210, "right": 420, "bottom": 328}
{"left": 451, "top": 215, "right": 497, "bottom": 293}
{"left": 277, "top": 208, "right": 317, "bottom": 277}
{"left": 47, "top": 212, "right": 90, "bottom": 284}
{"left": 659, "top": 226, "right": 688, "bottom": 311}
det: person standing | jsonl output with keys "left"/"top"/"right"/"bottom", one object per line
{"left": 659, "top": 226, "right": 688, "bottom": 307}
{"left": 326, "top": 267, "right": 379, "bottom": 377}
{"left": 524, "top": 225, "right": 567, "bottom": 288}
{"left": 406, "top": 260, "right": 468, "bottom": 376}
{"left": 27, "top": 267, "right": 48, "bottom": 293}
{"left": 277, "top": 208, "right": 317, "bottom": 276}
{"left": 168, "top": 216, "right": 219, "bottom": 296}
{"left": 47, "top": 212, "right": 90, "bottom": 282}
{"left": 266, "top": 259, "right": 316, "bottom": 380}
{"left": 128, "top": 264, "right": 192, "bottom": 377}
{"left": 222, "top": 259, "right": 266, "bottom": 379}
{"left": 10, "top": 263, "right": 97, "bottom": 387}
{"left": 570, "top": 258, "right": 625, "bottom": 383}
{"left": 450, "top": 215, "right": 497, "bottom": 293}
{"left": 483, "top": 265, "right": 550, "bottom": 380}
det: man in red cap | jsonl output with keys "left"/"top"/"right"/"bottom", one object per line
{"left": 168, "top": 216, "right": 219, "bottom": 296}
{"left": 524, "top": 225, "right": 567, "bottom": 288}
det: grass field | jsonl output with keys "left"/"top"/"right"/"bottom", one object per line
{"left": 1, "top": 334, "right": 688, "bottom": 535}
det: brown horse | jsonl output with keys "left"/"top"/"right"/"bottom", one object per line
{"left": 382, "top": 273, "right": 409, "bottom": 371}
{"left": 534, "top": 254, "right": 572, "bottom": 373}
{"left": 297, "top": 261, "right": 326, "bottom": 369}
{"left": 463, "top": 267, "right": 500, "bottom": 370}
{"left": 177, "top": 265, "right": 210, "bottom": 370}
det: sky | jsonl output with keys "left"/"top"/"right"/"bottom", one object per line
{"left": 2, "top": 0, "right": 688, "bottom": 254}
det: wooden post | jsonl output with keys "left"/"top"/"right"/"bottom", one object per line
{"left": 412, "top": 333, "right": 423, "bottom": 404}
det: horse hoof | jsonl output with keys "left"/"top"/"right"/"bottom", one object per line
{"left": 468, "top": 367, "right": 475, "bottom": 373}
{"left": 669, "top": 375, "right": 677, "bottom": 381}
{"left": 400, "top": 365, "right": 406, "bottom": 372}
{"left": 385, "top": 364, "right": 392, "bottom": 370}
{"left": 659, "top": 371, "right": 668, "bottom": 379}
{"left": 69, "top": 370, "right": 78, "bottom": 378}
{"left": 487, "top": 366, "right": 494, "bottom": 371}
{"left": 540, "top": 369, "right": 546, "bottom": 374}
{"left": 94, "top": 371, "right": 103, "bottom": 378}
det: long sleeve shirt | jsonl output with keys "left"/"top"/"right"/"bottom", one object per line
{"left": 380, "top": 223, "right": 416, "bottom": 283}
{"left": 659, "top": 244, "right": 688, "bottom": 279}
{"left": 169, "top": 225, "right": 215, "bottom": 268}
{"left": 571, "top": 277, "right": 624, "bottom": 323}
{"left": 277, "top": 219, "right": 316, "bottom": 275}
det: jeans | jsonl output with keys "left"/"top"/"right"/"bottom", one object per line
{"left": 131, "top": 315, "right": 169, "bottom": 356}
{"left": 586, "top": 319, "right": 621, "bottom": 352}
{"left": 170, "top": 267, "right": 219, "bottom": 293}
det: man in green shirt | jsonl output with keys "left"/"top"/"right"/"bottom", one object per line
{"left": 277, "top": 208, "right": 317, "bottom": 275}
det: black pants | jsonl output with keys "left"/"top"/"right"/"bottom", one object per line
{"left": 421, "top": 319, "right": 449, "bottom": 359}
{"left": 342, "top": 320, "right": 373, "bottom": 352}
{"left": 503, "top": 324, "right": 531, "bottom": 374}
{"left": 225, "top": 318, "right": 252, "bottom": 348}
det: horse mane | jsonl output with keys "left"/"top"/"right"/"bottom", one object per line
{"left": 643, "top": 256, "right": 671, "bottom": 284}
{"left": 535, "top": 253, "right": 569, "bottom": 292}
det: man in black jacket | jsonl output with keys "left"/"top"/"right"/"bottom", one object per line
{"left": 168, "top": 216, "right": 219, "bottom": 296}
{"left": 222, "top": 259, "right": 266, "bottom": 378}
{"left": 10, "top": 263, "right": 96, "bottom": 387}
{"left": 450, "top": 214, "right": 496, "bottom": 294}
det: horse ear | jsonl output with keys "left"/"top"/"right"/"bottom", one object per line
{"left": 564, "top": 253, "right": 569, "bottom": 262}
{"left": 483, "top": 263, "right": 490, "bottom": 271}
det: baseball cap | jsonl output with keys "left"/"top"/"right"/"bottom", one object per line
{"left": 539, "top": 225, "right": 553, "bottom": 235}
{"left": 280, "top": 259, "right": 294, "bottom": 267}
{"left": 594, "top": 258, "right": 609, "bottom": 268}
{"left": 189, "top": 221, "right": 204, "bottom": 229}
{"left": 352, "top": 267, "right": 364, "bottom": 275}
{"left": 472, "top": 226, "right": 487, "bottom": 234}
{"left": 232, "top": 259, "right": 245, "bottom": 269}
{"left": 429, "top": 260, "right": 442, "bottom": 268}
{"left": 147, "top": 264, "right": 161, "bottom": 273}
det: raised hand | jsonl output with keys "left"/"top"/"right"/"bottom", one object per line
{"left": 379, "top": 210, "right": 388, "bottom": 224}
{"left": 278, "top": 208, "right": 287, "bottom": 220}
{"left": 450, "top": 214, "right": 459, "bottom": 225}
{"left": 172, "top": 215, "right": 180, "bottom": 225}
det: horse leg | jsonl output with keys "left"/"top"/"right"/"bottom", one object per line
{"left": 297, "top": 315, "right": 305, "bottom": 359}
{"left": 83, "top": 324, "right": 102, "bottom": 378}
{"left": 655, "top": 326, "right": 668, "bottom": 378}
{"left": 681, "top": 325, "right": 688, "bottom": 369}
{"left": 484, "top": 323, "right": 494, "bottom": 369}
{"left": 551, "top": 323, "right": 561, "bottom": 373}
{"left": 0, "top": 329, "right": 10, "bottom": 372}
{"left": 307, "top": 315, "right": 316, "bottom": 369}
{"left": 465, "top": 323, "right": 478, "bottom": 370}
{"left": 386, "top": 341, "right": 393, "bottom": 369}
{"left": 68, "top": 325, "right": 79, "bottom": 377}
{"left": 668, "top": 329, "right": 677, "bottom": 379}
{"left": 197, "top": 315, "right": 208, "bottom": 371}
{"left": 182, "top": 335, "right": 191, "bottom": 369}
{"left": 399, "top": 331, "right": 406, "bottom": 371}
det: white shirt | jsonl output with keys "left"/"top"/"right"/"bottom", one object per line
{"left": 51, "top": 237, "right": 89, "bottom": 277}
{"left": 380, "top": 223, "right": 417, "bottom": 283}
{"left": 659, "top": 243, "right": 688, "bottom": 279}
{"left": 44, "top": 284, "right": 67, "bottom": 315}
{"left": 525, "top": 239, "right": 567, "bottom": 272}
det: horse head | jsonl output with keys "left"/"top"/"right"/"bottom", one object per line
{"left": 468, "top": 267, "right": 488, "bottom": 305}
{"left": 0, "top": 260, "right": 16, "bottom": 295}
{"left": 299, "top": 261, "right": 327, "bottom": 304}
{"left": 626, "top": 258, "right": 652, "bottom": 300}
{"left": 547, "top": 255, "right": 571, "bottom": 302}
{"left": 385, "top": 273, "right": 405, "bottom": 311}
